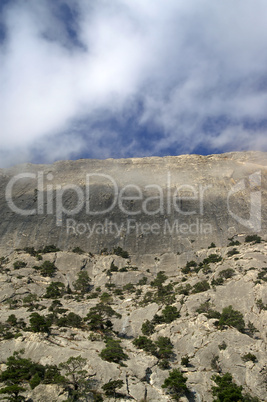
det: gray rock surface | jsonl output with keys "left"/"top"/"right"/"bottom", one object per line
{"left": 0, "top": 151, "right": 266, "bottom": 255}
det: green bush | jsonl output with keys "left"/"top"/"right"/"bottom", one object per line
{"left": 181, "top": 355, "right": 190, "bottom": 367}
{"left": 57, "top": 312, "right": 83, "bottom": 329}
{"left": 138, "top": 277, "right": 147, "bottom": 286}
{"left": 102, "top": 380, "right": 124, "bottom": 397}
{"left": 192, "top": 280, "right": 210, "bottom": 293}
{"left": 227, "top": 248, "right": 240, "bottom": 257}
{"left": 13, "top": 260, "right": 27, "bottom": 270}
{"left": 203, "top": 254, "right": 222, "bottom": 264}
{"left": 100, "top": 339, "right": 128, "bottom": 364}
{"left": 211, "top": 372, "right": 259, "bottom": 401}
{"left": 241, "top": 353, "right": 257, "bottom": 363}
{"left": 38, "top": 261, "right": 57, "bottom": 277}
{"left": 196, "top": 302, "right": 221, "bottom": 320}
{"left": 218, "top": 305, "right": 245, "bottom": 332}
{"left": 162, "top": 369, "right": 188, "bottom": 400}
{"left": 218, "top": 341, "right": 227, "bottom": 350}
{"left": 29, "top": 313, "right": 51, "bottom": 333}
{"left": 39, "top": 245, "right": 60, "bottom": 253}
{"left": 73, "top": 271, "right": 91, "bottom": 294}
{"left": 133, "top": 336, "right": 157, "bottom": 355}
{"left": 113, "top": 247, "right": 129, "bottom": 258}
{"left": 208, "top": 242, "right": 216, "bottom": 249}
{"left": 109, "top": 262, "right": 118, "bottom": 272}
{"left": 219, "top": 269, "right": 235, "bottom": 279}
{"left": 228, "top": 240, "right": 241, "bottom": 247}
{"left": 72, "top": 247, "right": 85, "bottom": 254}
{"left": 141, "top": 320, "right": 155, "bottom": 336}
{"left": 85, "top": 303, "right": 121, "bottom": 331}
{"left": 151, "top": 271, "right": 167, "bottom": 287}
{"left": 257, "top": 268, "right": 267, "bottom": 282}
{"left": 0, "top": 350, "right": 63, "bottom": 401}
{"left": 155, "top": 336, "right": 173, "bottom": 359}
{"left": 161, "top": 305, "right": 180, "bottom": 323}
{"left": 177, "top": 284, "right": 192, "bottom": 295}
{"left": 44, "top": 282, "right": 65, "bottom": 299}
{"left": 245, "top": 235, "right": 261, "bottom": 243}
{"left": 158, "top": 359, "right": 171, "bottom": 370}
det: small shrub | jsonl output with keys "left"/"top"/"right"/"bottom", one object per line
{"left": 141, "top": 320, "right": 155, "bottom": 336}
{"left": 208, "top": 242, "right": 216, "bottom": 249}
{"left": 256, "top": 298, "right": 267, "bottom": 311}
{"left": 39, "top": 261, "right": 57, "bottom": 277}
{"left": 109, "top": 262, "right": 118, "bottom": 272}
{"left": 162, "top": 369, "right": 189, "bottom": 400}
{"left": 211, "top": 355, "right": 220, "bottom": 371}
{"left": 192, "top": 280, "right": 210, "bottom": 293}
{"left": 228, "top": 240, "right": 241, "bottom": 247}
{"left": 242, "top": 353, "right": 257, "bottom": 363}
{"left": 181, "top": 266, "right": 191, "bottom": 274}
{"left": 102, "top": 380, "right": 124, "bottom": 397}
{"left": 119, "top": 266, "right": 128, "bottom": 272}
{"left": 181, "top": 355, "right": 190, "bottom": 367}
{"left": 218, "top": 305, "right": 245, "bottom": 332}
{"left": 138, "top": 277, "right": 147, "bottom": 286}
{"left": 245, "top": 235, "right": 261, "bottom": 243}
{"left": 72, "top": 247, "right": 84, "bottom": 254}
{"left": 218, "top": 341, "right": 227, "bottom": 350}
{"left": 161, "top": 305, "right": 180, "bottom": 323}
{"left": 211, "top": 277, "right": 224, "bottom": 286}
{"left": 29, "top": 313, "right": 51, "bottom": 333}
{"left": 13, "top": 260, "right": 27, "bottom": 270}
{"left": 155, "top": 336, "right": 173, "bottom": 359}
{"left": 158, "top": 359, "right": 170, "bottom": 370}
{"left": 257, "top": 268, "right": 267, "bottom": 282}
{"left": 196, "top": 302, "right": 221, "bottom": 319}
{"left": 177, "top": 284, "right": 192, "bottom": 295}
{"left": 219, "top": 268, "right": 235, "bottom": 279}
{"left": 133, "top": 336, "right": 157, "bottom": 355}
{"left": 113, "top": 247, "right": 129, "bottom": 258}
{"left": 73, "top": 271, "right": 91, "bottom": 294}
{"left": 227, "top": 248, "right": 240, "bottom": 257}
{"left": 44, "top": 282, "right": 65, "bottom": 299}
{"left": 211, "top": 373, "right": 243, "bottom": 401}
{"left": 100, "top": 339, "right": 128, "bottom": 363}
{"left": 40, "top": 245, "right": 60, "bottom": 253}
{"left": 203, "top": 254, "right": 222, "bottom": 264}
{"left": 123, "top": 283, "right": 135, "bottom": 293}
{"left": 151, "top": 271, "right": 167, "bottom": 287}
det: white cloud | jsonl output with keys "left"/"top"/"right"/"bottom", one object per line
{"left": 1, "top": 0, "right": 267, "bottom": 167}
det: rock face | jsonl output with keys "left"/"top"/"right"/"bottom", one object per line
{"left": 0, "top": 152, "right": 266, "bottom": 401}
{"left": 0, "top": 151, "right": 266, "bottom": 254}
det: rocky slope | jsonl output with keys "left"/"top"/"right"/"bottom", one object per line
{"left": 0, "top": 236, "right": 266, "bottom": 401}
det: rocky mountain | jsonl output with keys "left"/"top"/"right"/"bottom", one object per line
{"left": 0, "top": 151, "right": 266, "bottom": 255}
{"left": 0, "top": 152, "right": 266, "bottom": 401}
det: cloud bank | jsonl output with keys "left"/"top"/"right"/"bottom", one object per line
{"left": 1, "top": 0, "right": 267, "bottom": 167}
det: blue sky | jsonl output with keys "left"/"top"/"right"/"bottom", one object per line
{"left": 1, "top": 0, "right": 267, "bottom": 167}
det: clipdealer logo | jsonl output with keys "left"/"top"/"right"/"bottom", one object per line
{"left": 5, "top": 170, "right": 262, "bottom": 234}
{"left": 227, "top": 171, "right": 261, "bottom": 232}
{"left": 5, "top": 172, "right": 212, "bottom": 226}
